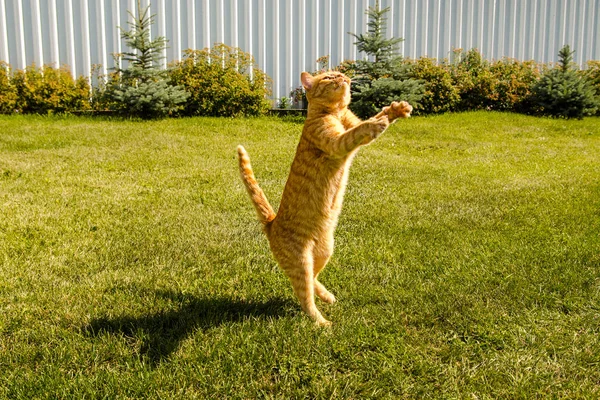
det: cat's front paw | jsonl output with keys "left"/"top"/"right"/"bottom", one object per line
{"left": 365, "top": 117, "right": 390, "bottom": 141}
{"left": 383, "top": 101, "right": 413, "bottom": 122}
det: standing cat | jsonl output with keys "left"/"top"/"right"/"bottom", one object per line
{"left": 238, "top": 71, "right": 412, "bottom": 325}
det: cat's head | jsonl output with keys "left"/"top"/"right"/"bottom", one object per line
{"left": 300, "top": 71, "right": 351, "bottom": 109}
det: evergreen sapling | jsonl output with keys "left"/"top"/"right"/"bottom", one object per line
{"left": 531, "top": 45, "right": 598, "bottom": 119}
{"left": 109, "top": 1, "right": 189, "bottom": 119}
{"left": 348, "top": 0, "right": 423, "bottom": 119}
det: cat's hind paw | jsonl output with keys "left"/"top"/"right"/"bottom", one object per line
{"left": 316, "top": 319, "right": 333, "bottom": 327}
{"left": 318, "top": 291, "right": 337, "bottom": 304}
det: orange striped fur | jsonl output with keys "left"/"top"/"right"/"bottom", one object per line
{"left": 238, "top": 71, "right": 412, "bottom": 325}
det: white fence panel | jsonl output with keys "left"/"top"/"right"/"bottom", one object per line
{"left": 0, "top": 0, "right": 598, "bottom": 101}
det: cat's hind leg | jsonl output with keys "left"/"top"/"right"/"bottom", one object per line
{"left": 313, "top": 234, "right": 337, "bottom": 304}
{"left": 278, "top": 248, "right": 331, "bottom": 326}
{"left": 315, "top": 279, "right": 336, "bottom": 304}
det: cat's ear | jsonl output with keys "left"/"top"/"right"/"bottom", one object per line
{"left": 300, "top": 72, "right": 314, "bottom": 91}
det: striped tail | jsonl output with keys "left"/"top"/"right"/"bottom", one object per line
{"left": 237, "top": 145, "right": 276, "bottom": 225}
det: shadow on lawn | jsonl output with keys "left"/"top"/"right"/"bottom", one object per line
{"left": 84, "top": 290, "right": 295, "bottom": 365}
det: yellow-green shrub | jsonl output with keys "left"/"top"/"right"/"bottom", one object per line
{"left": 12, "top": 64, "right": 91, "bottom": 114}
{"left": 408, "top": 57, "right": 460, "bottom": 114}
{"left": 0, "top": 62, "right": 17, "bottom": 114}
{"left": 169, "top": 44, "right": 272, "bottom": 117}
{"left": 449, "top": 49, "right": 542, "bottom": 112}
{"left": 489, "top": 58, "right": 541, "bottom": 112}
{"left": 584, "top": 61, "right": 600, "bottom": 89}
{"left": 583, "top": 61, "right": 600, "bottom": 115}
{"left": 449, "top": 49, "right": 497, "bottom": 111}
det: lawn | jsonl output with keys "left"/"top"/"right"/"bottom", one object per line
{"left": 0, "top": 112, "right": 599, "bottom": 398}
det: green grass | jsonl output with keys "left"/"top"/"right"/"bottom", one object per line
{"left": 0, "top": 112, "right": 599, "bottom": 398}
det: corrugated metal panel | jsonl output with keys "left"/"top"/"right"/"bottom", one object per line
{"left": 0, "top": 0, "right": 598, "bottom": 100}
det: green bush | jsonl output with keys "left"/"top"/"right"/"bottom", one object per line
{"left": 408, "top": 57, "right": 459, "bottom": 114}
{"left": 0, "top": 62, "right": 17, "bottom": 114}
{"left": 489, "top": 58, "right": 541, "bottom": 112}
{"left": 530, "top": 45, "right": 598, "bottom": 119}
{"left": 447, "top": 49, "right": 543, "bottom": 113}
{"left": 583, "top": 61, "right": 600, "bottom": 91}
{"left": 169, "top": 44, "right": 271, "bottom": 117}
{"left": 331, "top": 47, "right": 549, "bottom": 116}
{"left": 449, "top": 49, "right": 497, "bottom": 111}
{"left": 89, "top": 66, "right": 121, "bottom": 112}
{"left": 11, "top": 64, "right": 91, "bottom": 114}
{"left": 583, "top": 61, "right": 600, "bottom": 114}
{"left": 277, "top": 97, "right": 291, "bottom": 109}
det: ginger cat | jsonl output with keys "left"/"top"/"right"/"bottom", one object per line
{"left": 237, "top": 71, "right": 412, "bottom": 326}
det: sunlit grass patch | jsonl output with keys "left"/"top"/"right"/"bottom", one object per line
{"left": 1, "top": 112, "right": 599, "bottom": 398}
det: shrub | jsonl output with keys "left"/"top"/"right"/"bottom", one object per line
{"left": 450, "top": 49, "right": 497, "bottom": 111}
{"left": 583, "top": 61, "right": 600, "bottom": 114}
{"left": 90, "top": 65, "right": 121, "bottom": 112}
{"left": 489, "top": 58, "right": 541, "bottom": 112}
{"left": 277, "top": 97, "right": 291, "bottom": 109}
{"left": 11, "top": 64, "right": 91, "bottom": 114}
{"left": 448, "top": 49, "right": 544, "bottom": 113}
{"left": 408, "top": 57, "right": 459, "bottom": 114}
{"left": 0, "top": 62, "right": 17, "bottom": 114}
{"left": 289, "top": 86, "right": 306, "bottom": 108}
{"left": 530, "top": 45, "right": 598, "bottom": 119}
{"left": 169, "top": 44, "right": 271, "bottom": 117}
{"left": 583, "top": 61, "right": 600, "bottom": 91}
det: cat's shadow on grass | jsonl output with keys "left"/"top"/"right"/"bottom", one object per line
{"left": 84, "top": 289, "right": 295, "bottom": 365}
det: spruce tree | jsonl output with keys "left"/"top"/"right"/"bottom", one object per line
{"left": 348, "top": 0, "right": 423, "bottom": 119}
{"left": 109, "top": 1, "right": 188, "bottom": 119}
{"left": 349, "top": 0, "right": 404, "bottom": 80}
{"left": 530, "top": 45, "right": 597, "bottom": 119}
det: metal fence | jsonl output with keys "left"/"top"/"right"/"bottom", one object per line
{"left": 1, "top": 0, "right": 599, "bottom": 100}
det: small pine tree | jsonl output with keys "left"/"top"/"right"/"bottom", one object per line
{"left": 348, "top": 0, "right": 423, "bottom": 119}
{"left": 530, "top": 45, "right": 598, "bottom": 119}
{"left": 349, "top": 0, "right": 404, "bottom": 80}
{"left": 108, "top": 1, "right": 188, "bottom": 119}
